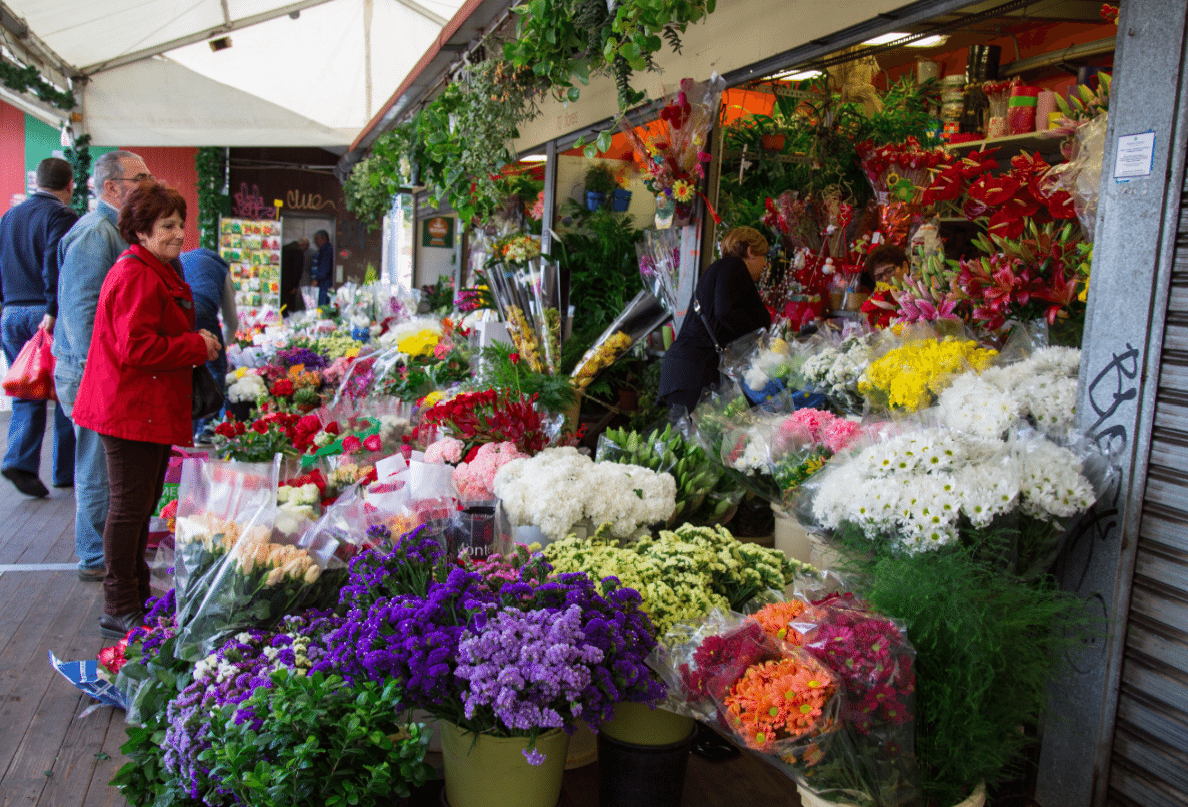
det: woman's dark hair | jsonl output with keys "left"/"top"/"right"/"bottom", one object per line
{"left": 720, "top": 226, "right": 769, "bottom": 260}
{"left": 863, "top": 243, "right": 908, "bottom": 274}
{"left": 118, "top": 181, "right": 187, "bottom": 245}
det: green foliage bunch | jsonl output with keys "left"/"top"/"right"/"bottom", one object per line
{"left": 504, "top": 0, "right": 715, "bottom": 110}
{"left": 200, "top": 671, "right": 434, "bottom": 807}
{"left": 195, "top": 147, "right": 230, "bottom": 251}
{"left": 830, "top": 531, "right": 1091, "bottom": 805}
{"left": 583, "top": 162, "right": 618, "bottom": 193}
{"left": 553, "top": 203, "right": 644, "bottom": 373}
{"left": 472, "top": 341, "right": 578, "bottom": 414}
{"left": 0, "top": 58, "right": 75, "bottom": 109}
{"left": 62, "top": 133, "right": 92, "bottom": 216}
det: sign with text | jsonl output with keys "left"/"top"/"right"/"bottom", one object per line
{"left": 421, "top": 216, "right": 455, "bottom": 248}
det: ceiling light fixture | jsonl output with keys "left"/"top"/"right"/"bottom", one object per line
{"left": 520, "top": 155, "right": 548, "bottom": 162}
{"left": 209, "top": 36, "right": 232, "bottom": 52}
{"left": 907, "top": 34, "right": 949, "bottom": 48}
{"left": 863, "top": 32, "right": 909, "bottom": 45}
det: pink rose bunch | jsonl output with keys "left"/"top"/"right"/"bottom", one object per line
{"left": 452, "top": 442, "right": 527, "bottom": 502}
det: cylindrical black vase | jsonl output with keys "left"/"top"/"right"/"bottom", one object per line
{"left": 228, "top": 400, "right": 255, "bottom": 422}
{"left": 597, "top": 731, "right": 694, "bottom": 807}
{"left": 966, "top": 44, "right": 1001, "bottom": 82}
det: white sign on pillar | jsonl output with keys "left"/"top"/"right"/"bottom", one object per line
{"left": 675, "top": 223, "right": 701, "bottom": 333}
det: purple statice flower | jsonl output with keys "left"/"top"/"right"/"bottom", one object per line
{"left": 275, "top": 346, "right": 330, "bottom": 370}
{"left": 456, "top": 604, "right": 602, "bottom": 744}
{"left": 337, "top": 526, "right": 447, "bottom": 610}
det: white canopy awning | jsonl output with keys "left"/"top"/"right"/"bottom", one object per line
{"left": 3, "top": 0, "right": 466, "bottom": 146}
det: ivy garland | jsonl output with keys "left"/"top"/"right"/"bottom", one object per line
{"left": 0, "top": 59, "right": 75, "bottom": 110}
{"left": 62, "top": 133, "right": 92, "bottom": 216}
{"left": 195, "top": 147, "right": 230, "bottom": 251}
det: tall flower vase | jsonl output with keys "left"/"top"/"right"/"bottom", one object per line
{"left": 440, "top": 723, "right": 569, "bottom": 807}
{"left": 597, "top": 703, "right": 696, "bottom": 807}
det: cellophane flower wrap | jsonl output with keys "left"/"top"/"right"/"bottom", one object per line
{"left": 316, "top": 527, "right": 663, "bottom": 764}
{"left": 652, "top": 609, "right": 839, "bottom": 760}
{"left": 172, "top": 457, "right": 338, "bottom": 659}
{"left": 762, "top": 594, "right": 922, "bottom": 807}
{"left": 492, "top": 446, "right": 677, "bottom": 541}
{"left": 719, "top": 328, "right": 798, "bottom": 408}
{"left": 421, "top": 389, "right": 565, "bottom": 458}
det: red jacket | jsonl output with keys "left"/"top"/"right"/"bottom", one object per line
{"left": 73, "top": 244, "right": 209, "bottom": 446}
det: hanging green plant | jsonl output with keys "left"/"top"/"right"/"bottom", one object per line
{"left": 504, "top": 0, "right": 714, "bottom": 111}
{"left": 344, "top": 154, "right": 402, "bottom": 230}
{"left": 0, "top": 58, "right": 75, "bottom": 110}
{"left": 62, "top": 133, "right": 92, "bottom": 216}
{"left": 195, "top": 147, "right": 230, "bottom": 251}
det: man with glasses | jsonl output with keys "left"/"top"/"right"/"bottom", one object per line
{"left": 53, "top": 150, "right": 152, "bottom": 582}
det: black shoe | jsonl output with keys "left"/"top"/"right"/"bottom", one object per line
{"left": 2, "top": 468, "right": 49, "bottom": 498}
{"left": 99, "top": 611, "right": 146, "bottom": 639}
{"left": 54, "top": 481, "right": 74, "bottom": 488}
{"left": 78, "top": 566, "right": 105, "bottom": 582}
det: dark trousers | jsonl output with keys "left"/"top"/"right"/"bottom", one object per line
{"left": 100, "top": 435, "right": 171, "bottom": 616}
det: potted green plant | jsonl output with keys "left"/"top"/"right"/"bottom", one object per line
{"left": 584, "top": 163, "right": 618, "bottom": 211}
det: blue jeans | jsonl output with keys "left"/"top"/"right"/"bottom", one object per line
{"left": 192, "top": 344, "right": 228, "bottom": 438}
{"left": 2, "top": 305, "right": 74, "bottom": 486}
{"left": 318, "top": 281, "right": 331, "bottom": 307}
{"left": 54, "top": 363, "right": 106, "bottom": 571}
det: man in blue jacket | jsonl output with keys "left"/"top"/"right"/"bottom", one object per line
{"left": 313, "top": 229, "right": 334, "bottom": 307}
{"left": 54, "top": 150, "right": 151, "bottom": 581}
{"left": 179, "top": 247, "right": 238, "bottom": 444}
{"left": 0, "top": 157, "right": 78, "bottom": 499}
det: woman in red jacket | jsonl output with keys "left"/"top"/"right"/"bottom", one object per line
{"left": 72, "top": 182, "right": 221, "bottom": 638}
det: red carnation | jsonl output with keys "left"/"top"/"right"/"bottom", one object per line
{"left": 342, "top": 435, "right": 362, "bottom": 453}
{"left": 363, "top": 434, "right": 382, "bottom": 452}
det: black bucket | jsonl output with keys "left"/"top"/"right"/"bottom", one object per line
{"left": 966, "top": 44, "right": 1001, "bottom": 82}
{"left": 597, "top": 729, "right": 694, "bottom": 807}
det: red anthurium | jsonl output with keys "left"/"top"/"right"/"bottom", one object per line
{"left": 968, "top": 175, "right": 1020, "bottom": 207}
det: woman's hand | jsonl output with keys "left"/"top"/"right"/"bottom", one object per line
{"left": 198, "top": 329, "right": 222, "bottom": 362}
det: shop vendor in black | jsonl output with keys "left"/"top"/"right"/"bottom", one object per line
{"left": 659, "top": 226, "right": 772, "bottom": 414}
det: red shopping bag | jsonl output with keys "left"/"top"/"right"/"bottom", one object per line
{"left": 2, "top": 329, "right": 56, "bottom": 401}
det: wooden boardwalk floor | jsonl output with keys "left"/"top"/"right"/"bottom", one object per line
{"left": 0, "top": 409, "right": 802, "bottom": 807}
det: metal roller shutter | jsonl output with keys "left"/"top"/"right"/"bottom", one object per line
{"left": 1107, "top": 174, "right": 1188, "bottom": 807}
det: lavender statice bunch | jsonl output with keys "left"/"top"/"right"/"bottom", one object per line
{"left": 128, "top": 588, "right": 179, "bottom": 659}
{"left": 275, "top": 346, "right": 330, "bottom": 370}
{"left": 456, "top": 604, "right": 602, "bottom": 764}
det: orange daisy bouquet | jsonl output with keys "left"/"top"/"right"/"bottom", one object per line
{"left": 722, "top": 653, "right": 837, "bottom": 753}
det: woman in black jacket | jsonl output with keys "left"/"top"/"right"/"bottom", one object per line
{"left": 658, "top": 226, "right": 772, "bottom": 414}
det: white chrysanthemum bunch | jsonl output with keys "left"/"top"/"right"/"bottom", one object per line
{"left": 937, "top": 373, "right": 1021, "bottom": 439}
{"left": 799, "top": 334, "right": 875, "bottom": 411}
{"left": 1013, "top": 436, "right": 1096, "bottom": 521}
{"left": 813, "top": 424, "right": 1098, "bottom": 552}
{"left": 225, "top": 368, "right": 266, "bottom": 403}
{"left": 743, "top": 341, "right": 793, "bottom": 391}
{"left": 979, "top": 347, "right": 1081, "bottom": 435}
{"left": 493, "top": 447, "right": 676, "bottom": 541}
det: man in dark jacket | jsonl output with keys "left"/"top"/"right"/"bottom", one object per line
{"left": 280, "top": 239, "right": 306, "bottom": 316}
{"left": 313, "top": 229, "right": 334, "bottom": 307}
{"left": 0, "top": 157, "right": 78, "bottom": 498}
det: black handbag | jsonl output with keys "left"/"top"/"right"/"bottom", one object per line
{"left": 192, "top": 365, "right": 224, "bottom": 420}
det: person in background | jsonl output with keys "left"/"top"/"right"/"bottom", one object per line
{"left": 863, "top": 243, "right": 910, "bottom": 285}
{"left": 180, "top": 247, "right": 238, "bottom": 445}
{"left": 55, "top": 149, "right": 151, "bottom": 582}
{"left": 298, "top": 236, "right": 313, "bottom": 288}
{"left": 0, "top": 157, "right": 78, "bottom": 498}
{"left": 658, "top": 226, "right": 772, "bottom": 415}
{"left": 279, "top": 238, "right": 306, "bottom": 316}
{"left": 71, "top": 181, "right": 220, "bottom": 637}
{"left": 312, "top": 229, "right": 334, "bottom": 307}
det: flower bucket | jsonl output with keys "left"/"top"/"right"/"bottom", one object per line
{"left": 585, "top": 191, "right": 607, "bottom": 212}
{"left": 610, "top": 189, "right": 633, "bottom": 212}
{"left": 600, "top": 702, "right": 695, "bottom": 746}
{"left": 597, "top": 707, "right": 695, "bottom": 807}
{"left": 440, "top": 723, "right": 569, "bottom": 807}
{"left": 761, "top": 133, "right": 786, "bottom": 152}
{"left": 565, "top": 721, "right": 598, "bottom": 769}
{"left": 228, "top": 400, "right": 254, "bottom": 422}
{"left": 773, "top": 509, "right": 812, "bottom": 565}
{"left": 798, "top": 782, "right": 986, "bottom": 807}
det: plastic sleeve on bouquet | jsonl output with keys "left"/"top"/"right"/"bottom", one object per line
{"left": 571, "top": 289, "right": 671, "bottom": 390}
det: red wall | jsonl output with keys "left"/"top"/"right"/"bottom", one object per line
{"left": 120, "top": 145, "right": 201, "bottom": 252}
{"left": 0, "top": 99, "right": 26, "bottom": 212}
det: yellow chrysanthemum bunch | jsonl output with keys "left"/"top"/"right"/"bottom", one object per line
{"left": 396, "top": 328, "right": 440, "bottom": 358}
{"left": 859, "top": 338, "right": 998, "bottom": 413}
